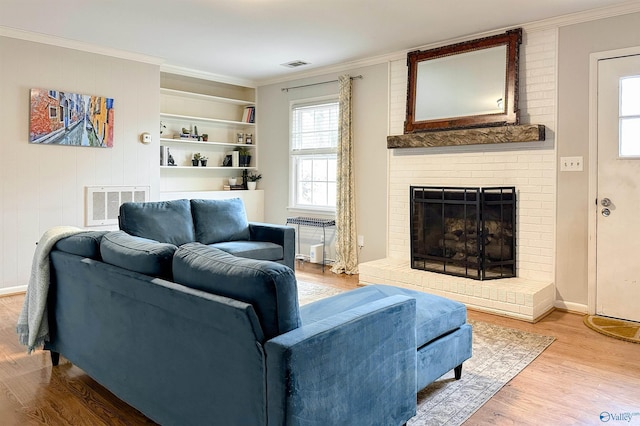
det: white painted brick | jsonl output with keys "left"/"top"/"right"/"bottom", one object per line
{"left": 386, "top": 29, "right": 556, "bottom": 280}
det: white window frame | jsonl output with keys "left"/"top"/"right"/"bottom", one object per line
{"left": 288, "top": 96, "right": 338, "bottom": 214}
{"left": 619, "top": 75, "right": 640, "bottom": 158}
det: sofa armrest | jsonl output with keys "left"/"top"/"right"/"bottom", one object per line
{"left": 249, "top": 222, "right": 295, "bottom": 270}
{"left": 265, "top": 295, "right": 417, "bottom": 426}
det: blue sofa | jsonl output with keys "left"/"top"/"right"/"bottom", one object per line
{"left": 118, "top": 198, "right": 296, "bottom": 270}
{"left": 42, "top": 201, "right": 472, "bottom": 425}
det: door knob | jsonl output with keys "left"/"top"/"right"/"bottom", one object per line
{"left": 601, "top": 198, "right": 611, "bottom": 207}
{"left": 602, "top": 208, "right": 611, "bottom": 217}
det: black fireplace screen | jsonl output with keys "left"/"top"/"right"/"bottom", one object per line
{"left": 410, "top": 186, "right": 516, "bottom": 280}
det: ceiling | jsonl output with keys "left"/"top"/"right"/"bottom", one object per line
{"left": 1, "top": 0, "right": 636, "bottom": 84}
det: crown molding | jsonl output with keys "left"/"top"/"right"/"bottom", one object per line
{"left": 524, "top": 0, "right": 640, "bottom": 31}
{"left": 0, "top": 25, "right": 163, "bottom": 65}
{"left": 160, "top": 64, "right": 257, "bottom": 88}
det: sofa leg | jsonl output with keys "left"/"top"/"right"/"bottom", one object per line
{"left": 50, "top": 351, "right": 60, "bottom": 366}
{"left": 454, "top": 364, "right": 462, "bottom": 380}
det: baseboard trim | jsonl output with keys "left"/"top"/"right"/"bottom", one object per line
{"left": 0, "top": 285, "right": 27, "bottom": 297}
{"left": 554, "top": 300, "right": 588, "bottom": 314}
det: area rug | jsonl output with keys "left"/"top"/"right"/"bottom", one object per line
{"left": 583, "top": 315, "right": 640, "bottom": 344}
{"left": 297, "top": 280, "right": 344, "bottom": 305}
{"left": 297, "top": 281, "right": 556, "bottom": 426}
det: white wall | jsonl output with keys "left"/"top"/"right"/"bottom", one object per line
{"left": 257, "top": 63, "right": 389, "bottom": 264}
{"left": 0, "top": 35, "right": 160, "bottom": 293}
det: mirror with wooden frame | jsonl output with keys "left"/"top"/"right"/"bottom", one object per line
{"left": 405, "top": 28, "right": 522, "bottom": 133}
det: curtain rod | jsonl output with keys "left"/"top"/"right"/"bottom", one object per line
{"left": 281, "top": 75, "right": 363, "bottom": 92}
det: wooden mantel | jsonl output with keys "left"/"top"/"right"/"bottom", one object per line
{"left": 387, "top": 124, "right": 545, "bottom": 149}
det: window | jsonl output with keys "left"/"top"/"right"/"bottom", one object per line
{"left": 619, "top": 76, "right": 640, "bottom": 157}
{"left": 290, "top": 100, "right": 339, "bottom": 211}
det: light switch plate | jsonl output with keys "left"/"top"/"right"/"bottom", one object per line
{"left": 560, "top": 156, "right": 583, "bottom": 172}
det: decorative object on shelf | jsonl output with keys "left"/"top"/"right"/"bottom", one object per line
{"left": 192, "top": 152, "right": 203, "bottom": 166}
{"left": 160, "top": 146, "right": 168, "bottom": 166}
{"left": 223, "top": 184, "right": 246, "bottom": 191}
{"left": 160, "top": 121, "right": 166, "bottom": 135}
{"left": 238, "top": 147, "right": 251, "bottom": 167}
{"left": 222, "top": 155, "right": 232, "bottom": 167}
{"left": 200, "top": 156, "right": 208, "bottom": 167}
{"left": 29, "top": 88, "right": 114, "bottom": 147}
{"left": 237, "top": 132, "right": 244, "bottom": 144}
{"left": 228, "top": 178, "right": 237, "bottom": 185}
{"left": 247, "top": 172, "right": 262, "bottom": 190}
{"left": 161, "top": 146, "right": 177, "bottom": 166}
{"left": 202, "top": 133, "right": 208, "bottom": 142}
{"left": 245, "top": 133, "right": 253, "bottom": 144}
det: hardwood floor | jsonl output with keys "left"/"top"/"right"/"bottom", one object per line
{"left": 2, "top": 264, "right": 639, "bottom": 425}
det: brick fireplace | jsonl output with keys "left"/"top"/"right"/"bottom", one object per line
{"left": 358, "top": 31, "right": 557, "bottom": 322}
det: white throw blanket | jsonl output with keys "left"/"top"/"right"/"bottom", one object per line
{"left": 16, "top": 226, "right": 85, "bottom": 353}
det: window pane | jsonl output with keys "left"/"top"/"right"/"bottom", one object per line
{"left": 620, "top": 117, "right": 640, "bottom": 157}
{"left": 313, "top": 182, "right": 328, "bottom": 206}
{"left": 298, "top": 182, "right": 312, "bottom": 205}
{"left": 328, "top": 158, "right": 337, "bottom": 182}
{"left": 313, "top": 159, "right": 327, "bottom": 181}
{"left": 328, "top": 183, "right": 337, "bottom": 207}
{"left": 620, "top": 77, "right": 640, "bottom": 116}
{"left": 291, "top": 101, "right": 339, "bottom": 150}
{"left": 299, "top": 158, "right": 313, "bottom": 181}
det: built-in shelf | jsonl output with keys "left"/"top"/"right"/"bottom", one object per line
{"left": 160, "top": 88, "right": 254, "bottom": 106}
{"left": 160, "top": 113, "right": 255, "bottom": 127}
{"left": 160, "top": 166, "right": 257, "bottom": 170}
{"left": 159, "top": 72, "right": 258, "bottom": 196}
{"left": 387, "top": 124, "right": 545, "bottom": 149}
{"left": 159, "top": 137, "right": 255, "bottom": 148}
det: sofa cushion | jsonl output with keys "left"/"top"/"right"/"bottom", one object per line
{"left": 210, "top": 241, "right": 283, "bottom": 262}
{"left": 173, "top": 243, "right": 300, "bottom": 341}
{"left": 190, "top": 198, "right": 250, "bottom": 245}
{"left": 100, "top": 231, "right": 177, "bottom": 279}
{"left": 54, "top": 231, "right": 108, "bottom": 259}
{"left": 300, "top": 284, "right": 467, "bottom": 347}
{"left": 119, "top": 199, "right": 195, "bottom": 246}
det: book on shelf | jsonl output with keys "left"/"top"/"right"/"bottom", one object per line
{"left": 223, "top": 185, "right": 246, "bottom": 191}
{"left": 242, "top": 106, "right": 255, "bottom": 123}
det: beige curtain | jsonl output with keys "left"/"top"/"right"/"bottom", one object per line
{"left": 331, "top": 75, "right": 358, "bottom": 275}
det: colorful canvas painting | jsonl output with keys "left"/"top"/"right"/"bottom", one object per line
{"left": 29, "top": 88, "right": 114, "bottom": 147}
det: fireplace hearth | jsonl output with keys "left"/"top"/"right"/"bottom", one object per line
{"left": 410, "top": 186, "right": 516, "bottom": 280}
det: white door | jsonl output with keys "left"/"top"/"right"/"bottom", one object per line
{"left": 596, "top": 55, "right": 640, "bottom": 322}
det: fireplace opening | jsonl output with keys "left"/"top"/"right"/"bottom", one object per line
{"left": 410, "top": 186, "right": 516, "bottom": 280}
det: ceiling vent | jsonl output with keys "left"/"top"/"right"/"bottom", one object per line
{"left": 282, "top": 60, "right": 310, "bottom": 68}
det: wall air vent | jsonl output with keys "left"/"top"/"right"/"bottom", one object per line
{"left": 281, "top": 60, "right": 310, "bottom": 68}
{"left": 85, "top": 185, "right": 149, "bottom": 227}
